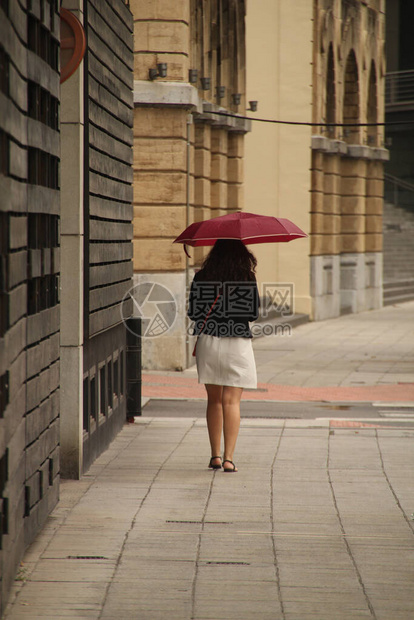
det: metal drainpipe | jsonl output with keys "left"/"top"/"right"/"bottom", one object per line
{"left": 185, "top": 113, "right": 193, "bottom": 369}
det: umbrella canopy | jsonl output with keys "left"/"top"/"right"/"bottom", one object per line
{"left": 173, "top": 211, "right": 307, "bottom": 247}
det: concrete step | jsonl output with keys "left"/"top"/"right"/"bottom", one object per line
{"left": 254, "top": 312, "right": 309, "bottom": 337}
{"left": 384, "top": 278, "right": 414, "bottom": 289}
{"left": 383, "top": 279, "right": 414, "bottom": 305}
{"left": 383, "top": 292, "right": 414, "bottom": 306}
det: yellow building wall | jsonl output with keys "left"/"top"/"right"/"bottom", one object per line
{"left": 245, "top": 0, "right": 313, "bottom": 316}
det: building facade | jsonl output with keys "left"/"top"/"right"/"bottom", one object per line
{"left": 130, "top": 0, "right": 249, "bottom": 370}
{"left": 246, "top": 0, "right": 387, "bottom": 324}
{"left": 0, "top": 0, "right": 134, "bottom": 610}
{"left": 310, "top": 0, "right": 387, "bottom": 319}
{"left": 129, "top": 0, "right": 388, "bottom": 373}
{"left": 60, "top": 0, "right": 134, "bottom": 478}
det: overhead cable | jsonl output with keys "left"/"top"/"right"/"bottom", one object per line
{"left": 205, "top": 110, "right": 414, "bottom": 127}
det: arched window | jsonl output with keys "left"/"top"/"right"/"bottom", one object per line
{"left": 343, "top": 50, "right": 360, "bottom": 144}
{"left": 326, "top": 43, "right": 336, "bottom": 137}
{"left": 367, "top": 61, "right": 378, "bottom": 146}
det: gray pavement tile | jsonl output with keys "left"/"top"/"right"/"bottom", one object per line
{"left": 281, "top": 587, "right": 369, "bottom": 606}
{"left": 122, "top": 535, "right": 199, "bottom": 562}
{"left": 196, "top": 561, "right": 277, "bottom": 582}
{"left": 101, "top": 590, "right": 193, "bottom": 615}
{"left": 369, "top": 596, "right": 414, "bottom": 612}
{"left": 102, "top": 615, "right": 186, "bottom": 620}
{"left": 193, "top": 597, "right": 283, "bottom": 619}
{"left": 340, "top": 524, "right": 413, "bottom": 538}
{"left": 375, "top": 613, "right": 414, "bottom": 620}
{"left": 8, "top": 581, "right": 106, "bottom": 609}
{"left": 198, "top": 535, "right": 275, "bottom": 564}
{"left": 284, "top": 614, "right": 372, "bottom": 620}
{"left": 195, "top": 579, "right": 280, "bottom": 601}
{"left": 272, "top": 509, "right": 338, "bottom": 524}
{"left": 283, "top": 603, "right": 373, "bottom": 618}
{"left": 5, "top": 613, "right": 99, "bottom": 619}
{"left": 105, "top": 579, "right": 193, "bottom": 599}
{"left": 27, "top": 558, "right": 115, "bottom": 582}
{"left": 193, "top": 614, "right": 283, "bottom": 620}
{"left": 278, "top": 566, "right": 362, "bottom": 589}
{"left": 113, "top": 559, "right": 195, "bottom": 582}
{"left": 273, "top": 538, "right": 349, "bottom": 556}
{"left": 272, "top": 521, "right": 343, "bottom": 537}
{"left": 102, "top": 601, "right": 192, "bottom": 615}
{"left": 202, "top": 521, "right": 271, "bottom": 533}
{"left": 275, "top": 552, "right": 354, "bottom": 573}
{"left": 207, "top": 507, "right": 270, "bottom": 522}
{"left": 41, "top": 535, "right": 125, "bottom": 560}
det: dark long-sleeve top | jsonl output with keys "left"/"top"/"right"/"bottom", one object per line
{"left": 187, "top": 269, "right": 259, "bottom": 338}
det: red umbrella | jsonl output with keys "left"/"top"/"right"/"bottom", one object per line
{"left": 173, "top": 211, "right": 307, "bottom": 249}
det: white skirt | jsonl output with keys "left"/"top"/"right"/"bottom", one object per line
{"left": 195, "top": 334, "right": 257, "bottom": 389}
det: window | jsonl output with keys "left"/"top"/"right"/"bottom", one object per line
{"left": 28, "top": 214, "right": 59, "bottom": 250}
{"left": 100, "top": 366, "right": 105, "bottom": 415}
{"left": 27, "top": 215, "right": 59, "bottom": 315}
{"left": 113, "top": 358, "right": 119, "bottom": 397}
{"left": 0, "top": 131, "right": 8, "bottom": 176}
{"left": 119, "top": 350, "right": 124, "bottom": 395}
{"left": 28, "top": 148, "right": 59, "bottom": 189}
{"left": 0, "top": 371, "right": 9, "bottom": 418}
{"left": 27, "top": 13, "right": 59, "bottom": 71}
{"left": 28, "top": 15, "right": 39, "bottom": 54}
{"left": 0, "top": 0, "right": 9, "bottom": 16}
{"left": 0, "top": 47, "right": 9, "bottom": 96}
{"left": 48, "top": 457, "right": 54, "bottom": 485}
{"left": 0, "top": 213, "right": 8, "bottom": 337}
{"left": 28, "top": 82, "right": 59, "bottom": 130}
{"left": 83, "top": 377, "right": 89, "bottom": 432}
{"left": 90, "top": 376, "right": 97, "bottom": 421}
{"left": 107, "top": 360, "right": 113, "bottom": 410}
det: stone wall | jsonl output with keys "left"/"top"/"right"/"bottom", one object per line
{"left": 0, "top": 0, "right": 60, "bottom": 612}
{"left": 60, "top": 0, "right": 134, "bottom": 478}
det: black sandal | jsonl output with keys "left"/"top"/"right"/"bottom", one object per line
{"left": 208, "top": 456, "right": 222, "bottom": 470}
{"left": 223, "top": 460, "right": 237, "bottom": 473}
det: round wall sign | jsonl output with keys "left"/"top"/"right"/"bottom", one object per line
{"left": 60, "top": 8, "right": 86, "bottom": 84}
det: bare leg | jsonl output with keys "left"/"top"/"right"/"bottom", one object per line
{"left": 205, "top": 384, "right": 223, "bottom": 466}
{"left": 222, "top": 386, "right": 243, "bottom": 471}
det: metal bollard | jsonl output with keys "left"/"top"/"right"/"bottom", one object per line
{"left": 126, "top": 317, "right": 142, "bottom": 422}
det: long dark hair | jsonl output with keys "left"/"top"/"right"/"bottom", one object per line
{"left": 198, "top": 239, "right": 257, "bottom": 282}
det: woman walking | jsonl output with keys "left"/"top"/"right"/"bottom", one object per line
{"left": 187, "top": 240, "right": 259, "bottom": 472}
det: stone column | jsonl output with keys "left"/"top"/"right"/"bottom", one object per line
{"left": 340, "top": 157, "right": 367, "bottom": 313}
{"left": 310, "top": 150, "right": 341, "bottom": 319}
{"left": 365, "top": 159, "right": 383, "bottom": 309}
{"left": 210, "top": 128, "right": 228, "bottom": 216}
{"left": 132, "top": 107, "right": 188, "bottom": 370}
{"left": 59, "top": 0, "right": 84, "bottom": 478}
{"left": 227, "top": 133, "right": 244, "bottom": 213}
{"left": 194, "top": 122, "right": 211, "bottom": 265}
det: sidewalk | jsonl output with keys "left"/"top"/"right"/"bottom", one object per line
{"left": 4, "top": 303, "right": 414, "bottom": 620}
{"left": 143, "top": 301, "right": 414, "bottom": 403}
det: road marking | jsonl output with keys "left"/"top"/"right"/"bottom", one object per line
{"left": 379, "top": 412, "right": 414, "bottom": 418}
{"left": 373, "top": 402, "right": 414, "bottom": 407}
